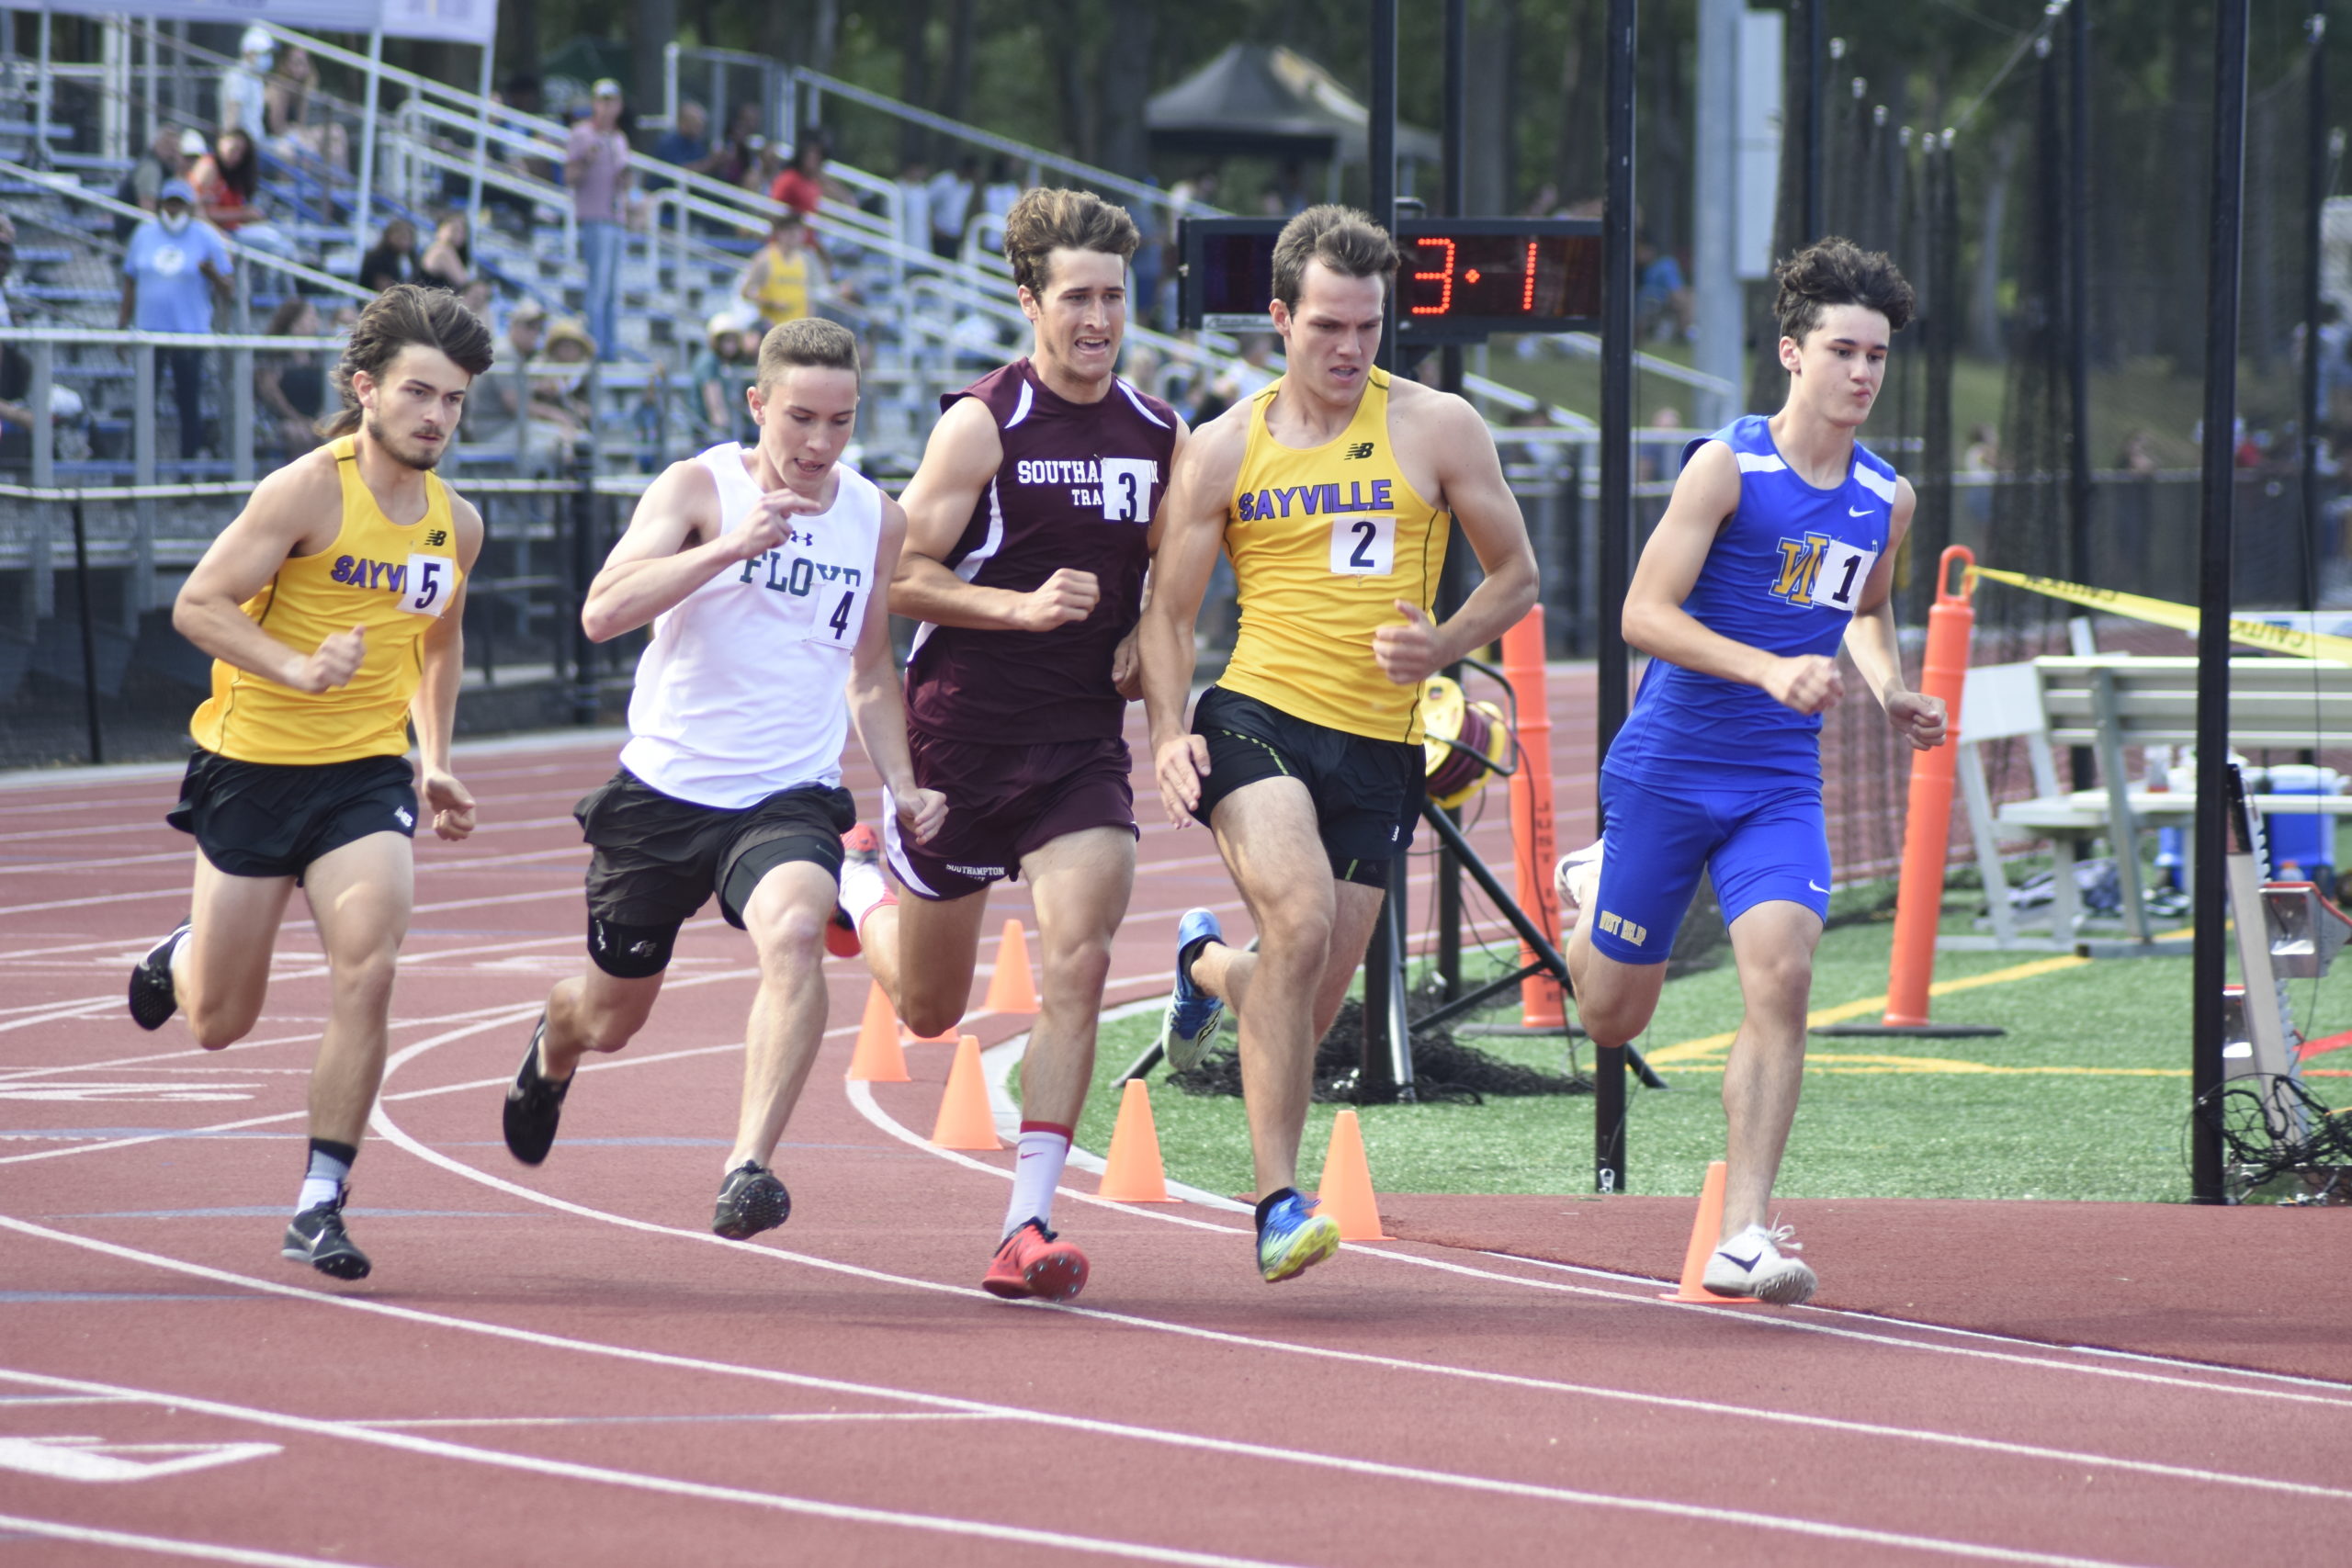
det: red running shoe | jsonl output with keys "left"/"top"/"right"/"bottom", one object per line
{"left": 827, "top": 823, "right": 895, "bottom": 958}
{"left": 981, "top": 1219, "right": 1089, "bottom": 1302}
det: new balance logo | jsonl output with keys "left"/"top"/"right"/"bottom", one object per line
{"left": 1597, "top": 910, "right": 1648, "bottom": 946}
{"left": 1343, "top": 442, "right": 1375, "bottom": 460}
{"left": 394, "top": 807, "right": 414, "bottom": 829}
{"left": 425, "top": 528, "right": 449, "bottom": 547}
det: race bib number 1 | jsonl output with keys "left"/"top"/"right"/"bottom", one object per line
{"left": 400, "top": 554, "right": 453, "bottom": 618}
{"left": 1329, "top": 514, "right": 1396, "bottom": 576}
{"left": 1811, "top": 541, "right": 1877, "bottom": 612}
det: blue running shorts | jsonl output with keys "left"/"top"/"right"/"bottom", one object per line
{"left": 1586, "top": 773, "right": 1831, "bottom": 965}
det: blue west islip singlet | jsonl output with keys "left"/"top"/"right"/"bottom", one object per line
{"left": 1603, "top": 413, "right": 1896, "bottom": 790}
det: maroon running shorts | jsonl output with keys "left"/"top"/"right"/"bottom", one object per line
{"left": 883, "top": 729, "right": 1137, "bottom": 901}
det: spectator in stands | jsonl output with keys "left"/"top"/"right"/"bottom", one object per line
{"left": 652, "top": 100, "right": 720, "bottom": 177}
{"left": 255, "top": 294, "right": 327, "bottom": 462}
{"left": 357, "top": 219, "right": 417, "bottom": 293}
{"left": 569, "top": 79, "right": 633, "bottom": 363}
{"left": 895, "top": 157, "right": 933, "bottom": 259}
{"left": 738, "top": 211, "right": 823, "bottom": 329}
{"left": 266, "top": 44, "right": 347, "bottom": 173}
{"left": 418, "top": 213, "right": 471, "bottom": 292}
{"left": 928, "top": 155, "right": 978, "bottom": 259}
{"left": 1634, "top": 234, "right": 1690, "bottom": 343}
{"left": 979, "top": 156, "right": 1023, "bottom": 223}
{"left": 118, "top": 124, "right": 193, "bottom": 240}
{"left": 189, "top": 128, "right": 261, "bottom": 232}
{"left": 689, "top": 307, "right": 760, "bottom": 446}
{"left": 1637, "top": 404, "right": 1685, "bottom": 483}
{"left": 538, "top": 315, "right": 599, "bottom": 428}
{"left": 714, "top": 105, "right": 764, "bottom": 188}
{"left": 220, "top": 26, "right": 273, "bottom": 141}
{"left": 119, "top": 180, "right": 232, "bottom": 461}
{"left": 768, "top": 135, "right": 829, "bottom": 217}
{"left": 0, "top": 213, "right": 27, "bottom": 468}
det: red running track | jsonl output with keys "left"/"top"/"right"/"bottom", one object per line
{"left": 2, "top": 696, "right": 2348, "bottom": 1568}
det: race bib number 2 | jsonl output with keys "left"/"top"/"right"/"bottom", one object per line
{"left": 400, "top": 554, "right": 454, "bottom": 618}
{"left": 1329, "top": 514, "right": 1395, "bottom": 576}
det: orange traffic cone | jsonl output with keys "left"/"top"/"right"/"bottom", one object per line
{"left": 983, "top": 917, "right": 1038, "bottom": 1014}
{"left": 1315, "top": 1108, "right": 1385, "bottom": 1240}
{"left": 1661, "top": 1160, "right": 1762, "bottom": 1304}
{"left": 930, "top": 1033, "right": 1001, "bottom": 1150}
{"left": 845, "top": 981, "right": 909, "bottom": 1083}
{"left": 1097, "top": 1078, "right": 1176, "bottom": 1202}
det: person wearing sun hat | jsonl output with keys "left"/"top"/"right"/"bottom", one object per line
{"left": 119, "top": 178, "right": 232, "bottom": 460}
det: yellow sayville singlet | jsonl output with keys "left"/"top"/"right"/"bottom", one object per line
{"left": 189, "top": 434, "right": 463, "bottom": 765}
{"left": 1219, "top": 367, "right": 1451, "bottom": 743}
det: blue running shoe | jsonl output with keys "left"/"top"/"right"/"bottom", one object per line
{"left": 1159, "top": 908, "right": 1226, "bottom": 1072}
{"left": 1255, "top": 1190, "right": 1341, "bottom": 1283}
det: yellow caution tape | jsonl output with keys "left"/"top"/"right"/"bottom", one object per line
{"left": 1966, "top": 565, "right": 2352, "bottom": 666}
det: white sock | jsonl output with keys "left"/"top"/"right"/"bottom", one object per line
{"left": 839, "top": 858, "right": 890, "bottom": 930}
{"left": 1002, "top": 1124, "right": 1071, "bottom": 1238}
{"left": 298, "top": 1145, "right": 351, "bottom": 1214}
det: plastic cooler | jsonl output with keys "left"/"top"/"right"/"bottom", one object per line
{"left": 2263, "top": 764, "right": 2342, "bottom": 884}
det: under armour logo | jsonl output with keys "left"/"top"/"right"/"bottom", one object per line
{"left": 1343, "top": 442, "right": 1375, "bottom": 460}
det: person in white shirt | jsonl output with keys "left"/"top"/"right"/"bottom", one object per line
{"left": 498, "top": 318, "right": 945, "bottom": 1241}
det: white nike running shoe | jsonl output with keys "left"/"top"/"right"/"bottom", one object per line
{"left": 1702, "top": 1221, "right": 1817, "bottom": 1304}
{"left": 1554, "top": 842, "right": 1604, "bottom": 933}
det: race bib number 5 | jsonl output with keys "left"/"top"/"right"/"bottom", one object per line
{"left": 400, "top": 554, "right": 454, "bottom": 618}
{"left": 1329, "top": 514, "right": 1395, "bottom": 576}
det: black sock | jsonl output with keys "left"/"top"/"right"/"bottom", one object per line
{"left": 309, "top": 1137, "right": 358, "bottom": 1169}
{"left": 1178, "top": 934, "right": 1216, "bottom": 989}
{"left": 1254, "top": 1187, "right": 1298, "bottom": 1230}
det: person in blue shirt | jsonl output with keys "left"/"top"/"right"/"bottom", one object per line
{"left": 119, "top": 179, "right": 233, "bottom": 459}
{"left": 1557, "top": 237, "right": 1946, "bottom": 1304}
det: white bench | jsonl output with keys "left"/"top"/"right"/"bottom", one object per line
{"left": 1956, "top": 656, "right": 2352, "bottom": 948}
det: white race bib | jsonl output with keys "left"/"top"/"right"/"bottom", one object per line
{"left": 1812, "top": 540, "right": 1877, "bottom": 612}
{"left": 399, "top": 553, "right": 454, "bottom": 618}
{"left": 1101, "top": 457, "right": 1155, "bottom": 523}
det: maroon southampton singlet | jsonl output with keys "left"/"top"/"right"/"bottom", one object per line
{"left": 904, "top": 359, "right": 1178, "bottom": 742}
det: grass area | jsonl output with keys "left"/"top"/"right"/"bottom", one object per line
{"left": 1032, "top": 883, "right": 2352, "bottom": 1206}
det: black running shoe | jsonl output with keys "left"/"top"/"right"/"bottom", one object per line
{"left": 281, "top": 1189, "right": 371, "bottom": 1280}
{"left": 502, "top": 1013, "right": 571, "bottom": 1167}
{"left": 128, "top": 922, "right": 189, "bottom": 1032}
{"left": 711, "top": 1161, "right": 791, "bottom": 1240}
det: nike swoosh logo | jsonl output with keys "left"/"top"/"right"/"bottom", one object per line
{"left": 1848, "top": 505, "right": 1874, "bottom": 516}
{"left": 1719, "top": 1251, "right": 1761, "bottom": 1270}
{"left": 1809, "top": 881, "right": 1831, "bottom": 894}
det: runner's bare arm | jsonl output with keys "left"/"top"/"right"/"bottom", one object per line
{"left": 1623, "top": 439, "right": 1843, "bottom": 716}
{"left": 1841, "top": 478, "right": 1944, "bottom": 750}
{"left": 846, "top": 496, "right": 946, "bottom": 844}
{"left": 1136, "top": 408, "right": 1249, "bottom": 825}
{"left": 890, "top": 396, "right": 1099, "bottom": 631}
{"left": 411, "top": 494, "right": 483, "bottom": 840}
{"left": 173, "top": 454, "right": 365, "bottom": 692}
{"left": 581, "top": 457, "right": 811, "bottom": 640}
{"left": 1375, "top": 390, "right": 1540, "bottom": 685}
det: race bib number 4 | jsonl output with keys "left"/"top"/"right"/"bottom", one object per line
{"left": 1329, "top": 514, "right": 1396, "bottom": 576}
{"left": 1101, "top": 457, "right": 1155, "bottom": 523}
{"left": 400, "top": 553, "right": 454, "bottom": 618}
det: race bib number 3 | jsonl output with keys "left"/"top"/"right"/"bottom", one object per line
{"left": 400, "top": 553, "right": 454, "bottom": 617}
{"left": 1329, "top": 514, "right": 1396, "bottom": 576}
{"left": 1812, "top": 541, "right": 1878, "bottom": 612}
{"left": 1101, "top": 457, "right": 1155, "bottom": 523}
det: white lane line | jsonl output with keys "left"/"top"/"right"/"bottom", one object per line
{"left": 346, "top": 1412, "right": 1004, "bottom": 1429}
{"left": 370, "top": 1042, "right": 2352, "bottom": 1510}
{"left": 0, "top": 1512, "right": 389, "bottom": 1568}
{"left": 0, "top": 1369, "right": 1306, "bottom": 1568}
{"left": 0, "top": 1286, "right": 2177, "bottom": 1568}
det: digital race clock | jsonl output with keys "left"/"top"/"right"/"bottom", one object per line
{"left": 1180, "top": 217, "right": 1602, "bottom": 340}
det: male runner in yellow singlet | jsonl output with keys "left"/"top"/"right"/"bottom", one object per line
{"left": 127, "top": 284, "right": 493, "bottom": 1280}
{"left": 1136, "top": 207, "right": 1539, "bottom": 1281}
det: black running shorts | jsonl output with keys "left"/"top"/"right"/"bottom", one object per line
{"left": 166, "top": 748, "right": 418, "bottom": 880}
{"left": 575, "top": 769, "right": 856, "bottom": 938}
{"left": 1188, "top": 685, "right": 1420, "bottom": 886}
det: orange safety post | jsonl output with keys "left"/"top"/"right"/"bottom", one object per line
{"left": 1882, "top": 546, "right": 1977, "bottom": 1028}
{"left": 1502, "top": 607, "right": 1565, "bottom": 1027}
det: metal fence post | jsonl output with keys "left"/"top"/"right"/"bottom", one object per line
{"left": 570, "top": 437, "right": 600, "bottom": 725}
{"left": 69, "top": 494, "right": 104, "bottom": 765}
{"left": 231, "top": 345, "right": 254, "bottom": 483}
{"left": 28, "top": 341, "right": 52, "bottom": 489}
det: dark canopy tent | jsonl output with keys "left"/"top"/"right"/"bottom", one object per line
{"left": 1146, "top": 43, "right": 1440, "bottom": 166}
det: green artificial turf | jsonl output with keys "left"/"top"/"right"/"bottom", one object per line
{"left": 1035, "top": 883, "right": 2352, "bottom": 1206}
